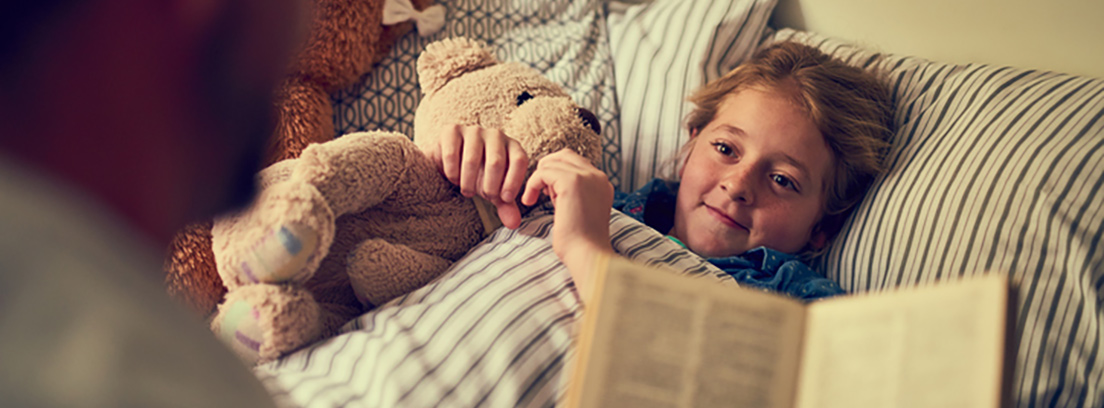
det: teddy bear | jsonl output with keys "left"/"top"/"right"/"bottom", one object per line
{"left": 208, "top": 37, "right": 603, "bottom": 364}
{"left": 163, "top": 0, "right": 442, "bottom": 318}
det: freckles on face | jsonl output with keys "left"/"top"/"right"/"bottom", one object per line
{"left": 671, "top": 88, "right": 834, "bottom": 257}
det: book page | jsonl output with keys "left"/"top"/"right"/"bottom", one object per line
{"left": 795, "top": 275, "right": 1007, "bottom": 408}
{"left": 571, "top": 256, "right": 807, "bottom": 408}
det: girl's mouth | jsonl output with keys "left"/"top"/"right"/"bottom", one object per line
{"left": 705, "top": 205, "right": 748, "bottom": 231}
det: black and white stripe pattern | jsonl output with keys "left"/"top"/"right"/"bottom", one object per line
{"left": 607, "top": 0, "right": 777, "bottom": 191}
{"left": 255, "top": 206, "right": 728, "bottom": 407}
{"left": 766, "top": 29, "right": 1104, "bottom": 408}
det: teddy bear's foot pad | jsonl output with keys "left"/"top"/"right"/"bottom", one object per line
{"left": 212, "top": 285, "right": 322, "bottom": 365}
{"left": 217, "top": 299, "right": 265, "bottom": 365}
{"left": 239, "top": 222, "right": 319, "bottom": 284}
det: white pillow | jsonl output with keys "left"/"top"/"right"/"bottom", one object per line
{"left": 331, "top": 0, "right": 624, "bottom": 186}
{"left": 763, "top": 29, "right": 1104, "bottom": 408}
{"left": 607, "top": 0, "right": 777, "bottom": 191}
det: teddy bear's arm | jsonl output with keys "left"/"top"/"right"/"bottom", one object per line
{"left": 293, "top": 132, "right": 418, "bottom": 216}
{"left": 213, "top": 132, "right": 424, "bottom": 287}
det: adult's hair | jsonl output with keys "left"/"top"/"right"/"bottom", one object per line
{"left": 684, "top": 41, "right": 895, "bottom": 255}
{"left": 0, "top": 0, "right": 80, "bottom": 83}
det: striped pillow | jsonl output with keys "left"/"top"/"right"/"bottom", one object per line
{"left": 764, "top": 29, "right": 1104, "bottom": 407}
{"left": 332, "top": 0, "right": 623, "bottom": 187}
{"left": 254, "top": 206, "right": 729, "bottom": 407}
{"left": 607, "top": 0, "right": 777, "bottom": 191}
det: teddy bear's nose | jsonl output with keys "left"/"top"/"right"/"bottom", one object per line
{"left": 576, "top": 107, "right": 601, "bottom": 135}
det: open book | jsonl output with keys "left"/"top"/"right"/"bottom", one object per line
{"left": 565, "top": 255, "right": 1011, "bottom": 408}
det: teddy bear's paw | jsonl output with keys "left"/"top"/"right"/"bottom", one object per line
{"left": 236, "top": 222, "right": 320, "bottom": 284}
{"left": 213, "top": 297, "right": 265, "bottom": 365}
{"left": 212, "top": 285, "right": 322, "bottom": 365}
{"left": 212, "top": 181, "right": 336, "bottom": 287}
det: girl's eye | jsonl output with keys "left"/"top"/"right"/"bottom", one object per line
{"left": 711, "top": 141, "right": 734, "bottom": 156}
{"left": 771, "top": 174, "right": 798, "bottom": 191}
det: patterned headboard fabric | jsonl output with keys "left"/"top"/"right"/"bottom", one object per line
{"left": 332, "top": 0, "right": 624, "bottom": 186}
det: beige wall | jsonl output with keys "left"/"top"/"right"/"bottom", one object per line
{"left": 771, "top": 0, "right": 1104, "bottom": 79}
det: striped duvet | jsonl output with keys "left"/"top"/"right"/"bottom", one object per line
{"left": 255, "top": 206, "right": 730, "bottom": 407}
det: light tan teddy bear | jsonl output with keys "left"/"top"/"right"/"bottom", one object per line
{"left": 209, "top": 37, "right": 602, "bottom": 364}
{"left": 164, "top": 0, "right": 440, "bottom": 318}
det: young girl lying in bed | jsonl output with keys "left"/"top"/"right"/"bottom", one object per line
{"left": 427, "top": 41, "right": 894, "bottom": 302}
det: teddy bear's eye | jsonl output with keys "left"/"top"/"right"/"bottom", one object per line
{"left": 516, "top": 91, "right": 534, "bottom": 106}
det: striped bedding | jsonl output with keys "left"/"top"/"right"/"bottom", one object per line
{"left": 765, "top": 29, "right": 1104, "bottom": 407}
{"left": 254, "top": 205, "right": 731, "bottom": 407}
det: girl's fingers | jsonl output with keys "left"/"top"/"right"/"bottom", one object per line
{"left": 438, "top": 124, "right": 464, "bottom": 185}
{"left": 521, "top": 170, "right": 549, "bottom": 207}
{"left": 521, "top": 154, "right": 566, "bottom": 207}
{"left": 500, "top": 139, "right": 529, "bottom": 202}
{"left": 534, "top": 149, "right": 601, "bottom": 181}
{"left": 459, "top": 126, "right": 485, "bottom": 197}
{"left": 494, "top": 200, "right": 522, "bottom": 229}
{"left": 481, "top": 129, "right": 508, "bottom": 199}
{"left": 432, "top": 125, "right": 537, "bottom": 231}
{"left": 520, "top": 150, "right": 593, "bottom": 206}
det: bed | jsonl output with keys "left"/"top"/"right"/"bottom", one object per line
{"left": 255, "top": 0, "right": 1104, "bottom": 406}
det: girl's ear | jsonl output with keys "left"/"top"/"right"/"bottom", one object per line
{"left": 808, "top": 229, "right": 829, "bottom": 250}
{"left": 808, "top": 214, "right": 837, "bottom": 250}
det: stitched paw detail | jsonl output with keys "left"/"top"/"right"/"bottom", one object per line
{"left": 237, "top": 222, "right": 319, "bottom": 284}
{"left": 217, "top": 299, "right": 264, "bottom": 365}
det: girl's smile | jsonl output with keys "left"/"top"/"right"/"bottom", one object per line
{"left": 704, "top": 204, "right": 749, "bottom": 231}
{"left": 670, "top": 86, "right": 833, "bottom": 258}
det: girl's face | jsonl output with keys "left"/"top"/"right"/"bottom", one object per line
{"left": 671, "top": 87, "right": 833, "bottom": 257}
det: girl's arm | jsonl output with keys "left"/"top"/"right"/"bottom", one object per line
{"left": 423, "top": 124, "right": 529, "bottom": 229}
{"left": 521, "top": 148, "right": 615, "bottom": 300}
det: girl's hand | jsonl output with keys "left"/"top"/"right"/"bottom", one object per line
{"left": 521, "top": 148, "right": 614, "bottom": 296}
{"left": 424, "top": 124, "right": 529, "bottom": 229}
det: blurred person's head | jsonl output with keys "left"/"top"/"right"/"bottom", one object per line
{"left": 0, "top": 0, "right": 306, "bottom": 245}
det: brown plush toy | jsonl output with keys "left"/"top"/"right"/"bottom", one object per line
{"left": 163, "top": 0, "right": 439, "bottom": 318}
{"left": 209, "top": 37, "right": 603, "bottom": 364}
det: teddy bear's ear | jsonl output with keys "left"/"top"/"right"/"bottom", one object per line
{"left": 417, "top": 37, "right": 498, "bottom": 94}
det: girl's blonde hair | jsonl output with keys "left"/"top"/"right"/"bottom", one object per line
{"left": 684, "top": 41, "right": 895, "bottom": 256}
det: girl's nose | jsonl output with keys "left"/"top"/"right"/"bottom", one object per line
{"left": 719, "top": 165, "right": 755, "bottom": 205}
